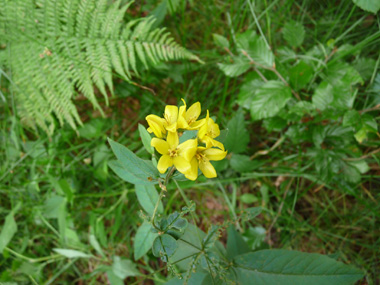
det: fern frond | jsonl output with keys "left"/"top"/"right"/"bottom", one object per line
{"left": 0, "top": 0, "right": 201, "bottom": 135}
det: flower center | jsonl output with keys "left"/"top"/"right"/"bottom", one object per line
{"left": 196, "top": 152, "right": 207, "bottom": 162}
{"left": 169, "top": 148, "right": 178, "bottom": 157}
{"left": 187, "top": 116, "right": 196, "bottom": 125}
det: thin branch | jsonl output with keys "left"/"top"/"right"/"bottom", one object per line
{"left": 343, "top": 148, "right": 380, "bottom": 161}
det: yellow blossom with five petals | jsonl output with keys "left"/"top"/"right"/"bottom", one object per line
{"left": 151, "top": 132, "right": 197, "bottom": 174}
{"left": 198, "top": 111, "right": 225, "bottom": 150}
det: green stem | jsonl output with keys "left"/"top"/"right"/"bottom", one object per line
{"left": 151, "top": 167, "right": 176, "bottom": 229}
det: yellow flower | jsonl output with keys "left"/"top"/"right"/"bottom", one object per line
{"left": 151, "top": 132, "right": 197, "bottom": 174}
{"left": 146, "top": 114, "right": 166, "bottom": 138}
{"left": 198, "top": 111, "right": 225, "bottom": 150}
{"left": 177, "top": 99, "right": 205, "bottom": 130}
{"left": 185, "top": 146, "right": 227, "bottom": 181}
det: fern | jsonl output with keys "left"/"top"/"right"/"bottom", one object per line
{"left": 0, "top": 0, "right": 201, "bottom": 134}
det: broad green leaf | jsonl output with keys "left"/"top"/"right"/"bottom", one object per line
{"left": 138, "top": 124, "right": 154, "bottom": 154}
{"left": 237, "top": 77, "right": 264, "bottom": 109}
{"left": 282, "top": 21, "right": 305, "bottom": 47}
{"left": 152, "top": 234, "right": 178, "bottom": 260}
{"left": 109, "top": 160, "right": 148, "bottom": 185}
{"left": 227, "top": 226, "right": 250, "bottom": 259}
{"left": 354, "top": 114, "right": 378, "bottom": 143}
{"left": 135, "top": 184, "right": 163, "bottom": 216}
{"left": 244, "top": 226, "right": 267, "bottom": 250}
{"left": 43, "top": 195, "right": 66, "bottom": 219}
{"left": 230, "top": 154, "right": 261, "bottom": 172}
{"left": 112, "top": 256, "right": 140, "bottom": 279}
{"left": 353, "top": 57, "right": 376, "bottom": 81}
{"left": 343, "top": 110, "right": 361, "bottom": 128}
{"left": 234, "top": 250, "right": 363, "bottom": 284}
{"left": 212, "top": 33, "right": 229, "bottom": 48}
{"left": 166, "top": 271, "right": 210, "bottom": 285}
{"left": 53, "top": 248, "right": 92, "bottom": 258}
{"left": 134, "top": 222, "right": 158, "bottom": 260}
{"left": 108, "top": 138, "right": 159, "bottom": 184}
{"left": 218, "top": 57, "right": 250, "bottom": 77}
{"left": 224, "top": 111, "right": 249, "bottom": 154}
{"left": 179, "top": 130, "right": 198, "bottom": 144}
{"left": 0, "top": 203, "right": 21, "bottom": 253}
{"left": 289, "top": 61, "right": 313, "bottom": 90}
{"left": 352, "top": 0, "right": 380, "bottom": 13}
{"left": 202, "top": 225, "right": 220, "bottom": 250}
{"left": 250, "top": 81, "right": 292, "bottom": 120}
{"left": 312, "top": 82, "right": 333, "bottom": 110}
{"left": 237, "top": 31, "right": 274, "bottom": 68}
{"left": 342, "top": 162, "right": 361, "bottom": 184}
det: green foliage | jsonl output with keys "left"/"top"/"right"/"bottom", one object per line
{"left": 233, "top": 250, "right": 363, "bottom": 284}
{"left": 0, "top": 0, "right": 200, "bottom": 134}
{"left": 352, "top": 0, "right": 380, "bottom": 13}
{"left": 282, "top": 21, "right": 305, "bottom": 47}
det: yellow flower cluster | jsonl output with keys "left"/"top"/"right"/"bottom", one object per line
{"left": 146, "top": 99, "right": 227, "bottom": 181}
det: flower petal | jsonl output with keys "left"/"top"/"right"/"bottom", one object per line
{"left": 203, "top": 148, "right": 227, "bottom": 161}
{"left": 157, "top": 155, "right": 173, "bottom": 173}
{"left": 164, "top": 105, "right": 178, "bottom": 125}
{"left": 178, "top": 138, "right": 197, "bottom": 161}
{"left": 146, "top": 114, "right": 166, "bottom": 138}
{"left": 208, "top": 118, "right": 220, "bottom": 138}
{"left": 173, "top": 156, "right": 191, "bottom": 174}
{"left": 177, "top": 103, "right": 188, "bottom": 129}
{"left": 211, "top": 139, "right": 225, "bottom": 151}
{"left": 199, "top": 159, "right": 217, "bottom": 178}
{"left": 188, "top": 119, "right": 205, "bottom": 130}
{"left": 198, "top": 110, "right": 209, "bottom": 139}
{"left": 185, "top": 102, "right": 201, "bottom": 123}
{"left": 151, "top": 138, "right": 169, "bottom": 155}
{"left": 167, "top": 131, "right": 179, "bottom": 148}
{"left": 185, "top": 157, "right": 199, "bottom": 181}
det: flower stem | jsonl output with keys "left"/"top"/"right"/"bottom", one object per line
{"left": 151, "top": 167, "right": 176, "bottom": 228}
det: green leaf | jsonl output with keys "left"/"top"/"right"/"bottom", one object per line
{"left": 108, "top": 138, "right": 159, "bottom": 184}
{"left": 230, "top": 154, "right": 261, "bottom": 172}
{"left": 138, "top": 124, "right": 154, "bottom": 154}
{"left": 263, "top": 117, "right": 288, "bottom": 132}
{"left": 289, "top": 61, "right": 313, "bottom": 90}
{"left": 152, "top": 234, "right": 178, "bottom": 260}
{"left": 53, "top": 248, "right": 92, "bottom": 258}
{"left": 179, "top": 130, "right": 198, "bottom": 144}
{"left": 0, "top": 203, "right": 21, "bottom": 253}
{"left": 241, "top": 207, "right": 262, "bottom": 221}
{"left": 202, "top": 225, "right": 220, "bottom": 250}
{"left": 233, "top": 250, "right": 363, "bottom": 284}
{"left": 218, "top": 57, "right": 250, "bottom": 77}
{"left": 224, "top": 111, "right": 249, "bottom": 154}
{"left": 212, "top": 33, "right": 230, "bottom": 48}
{"left": 343, "top": 110, "right": 361, "bottom": 128}
{"left": 134, "top": 222, "right": 158, "bottom": 260}
{"left": 237, "top": 77, "right": 264, "bottom": 109}
{"left": 312, "top": 82, "right": 334, "bottom": 111}
{"left": 250, "top": 81, "right": 292, "bottom": 120}
{"left": 112, "top": 256, "right": 140, "bottom": 279}
{"left": 135, "top": 184, "right": 163, "bottom": 216}
{"left": 237, "top": 31, "right": 274, "bottom": 68}
{"left": 227, "top": 226, "right": 250, "bottom": 259}
{"left": 282, "top": 21, "right": 305, "bottom": 47}
{"left": 240, "top": 193, "right": 259, "bottom": 204}
{"left": 352, "top": 0, "right": 380, "bottom": 13}
{"left": 106, "top": 270, "right": 124, "bottom": 285}
{"left": 89, "top": 234, "right": 106, "bottom": 258}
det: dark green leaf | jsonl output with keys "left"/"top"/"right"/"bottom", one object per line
{"left": 233, "top": 250, "right": 363, "bottom": 284}
{"left": 312, "top": 82, "right": 334, "bottom": 111}
{"left": 263, "top": 117, "right": 288, "bottom": 132}
{"left": 250, "top": 81, "right": 292, "bottom": 120}
{"left": 241, "top": 207, "right": 262, "bottom": 221}
{"left": 240, "top": 193, "right": 258, "bottom": 204}
{"left": 289, "top": 61, "right": 313, "bottom": 90}
{"left": 135, "top": 184, "right": 163, "bottom": 216}
{"left": 0, "top": 203, "right": 20, "bottom": 253}
{"left": 224, "top": 111, "right": 249, "bottom": 154}
{"left": 227, "top": 226, "right": 250, "bottom": 259}
{"left": 202, "top": 225, "right": 220, "bottom": 250}
{"left": 152, "top": 234, "right": 178, "bottom": 260}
